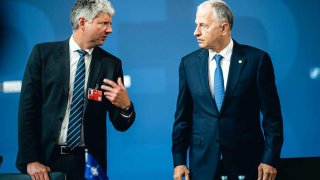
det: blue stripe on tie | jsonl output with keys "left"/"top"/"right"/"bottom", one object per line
{"left": 214, "top": 54, "right": 224, "bottom": 112}
{"left": 67, "top": 50, "right": 87, "bottom": 150}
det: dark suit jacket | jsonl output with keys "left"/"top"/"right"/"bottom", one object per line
{"left": 172, "top": 40, "right": 283, "bottom": 179}
{"left": 16, "top": 39, "right": 135, "bottom": 173}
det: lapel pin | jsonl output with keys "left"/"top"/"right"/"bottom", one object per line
{"left": 238, "top": 60, "right": 243, "bottom": 64}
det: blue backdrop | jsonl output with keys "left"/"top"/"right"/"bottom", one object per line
{"left": 1, "top": 0, "right": 320, "bottom": 179}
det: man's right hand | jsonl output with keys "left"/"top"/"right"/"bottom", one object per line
{"left": 27, "top": 162, "right": 51, "bottom": 180}
{"left": 173, "top": 165, "right": 190, "bottom": 180}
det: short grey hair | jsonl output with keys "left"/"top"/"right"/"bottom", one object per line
{"left": 70, "top": 0, "right": 115, "bottom": 30}
{"left": 198, "top": 0, "right": 233, "bottom": 30}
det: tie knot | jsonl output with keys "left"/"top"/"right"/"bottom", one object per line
{"left": 213, "top": 54, "right": 223, "bottom": 64}
{"left": 76, "top": 49, "right": 87, "bottom": 58}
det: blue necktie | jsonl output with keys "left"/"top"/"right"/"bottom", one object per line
{"left": 67, "top": 50, "right": 87, "bottom": 150}
{"left": 214, "top": 54, "right": 224, "bottom": 112}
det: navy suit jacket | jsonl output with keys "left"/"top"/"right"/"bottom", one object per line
{"left": 16, "top": 40, "right": 135, "bottom": 173}
{"left": 172, "top": 40, "right": 283, "bottom": 179}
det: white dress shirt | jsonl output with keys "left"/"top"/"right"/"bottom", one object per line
{"left": 58, "top": 36, "right": 93, "bottom": 145}
{"left": 208, "top": 39, "right": 234, "bottom": 97}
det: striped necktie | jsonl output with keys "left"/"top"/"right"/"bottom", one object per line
{"left": 214, "top": 54, "right": 224, "bottom": 112}
{"left": 67, "top": 49, "right": 87, "bottom": 150}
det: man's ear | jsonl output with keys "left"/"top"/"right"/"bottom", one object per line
{"left": 220, "top": 22, "right": 230, "bottom": 35}
{"left": 78, "top": 17, "right": 86, "bottom": 31}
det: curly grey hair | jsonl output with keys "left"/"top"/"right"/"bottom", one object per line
{"left": 70, "top": 0, "right": 115, "bottom": 30}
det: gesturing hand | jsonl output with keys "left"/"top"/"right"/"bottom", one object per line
{"left": 101, "top": 77, "right": 131, "bottom": 109}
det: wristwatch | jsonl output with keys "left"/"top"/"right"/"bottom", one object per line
{"left": 121, "top": 103, "right": 133, "bottom": 114}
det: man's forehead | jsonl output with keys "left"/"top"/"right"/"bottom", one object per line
{"left": 196, "top": 6, "right": 213, "bottom": 17}
{"left": 198, "top": 3, "right": 213, "bottom": 13}
{"left": 95, "top": 12, "right": 112, "bottom": 20}
{"left": 196, "top": 11, "right": 213, "bottom": 21}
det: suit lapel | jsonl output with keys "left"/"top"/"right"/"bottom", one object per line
{"left": 223, "top": 41, "right": 246, "bottom": 108}
{"left": 197, "top": 49, "right": 211, "bottom": 96}
{"left": 196, "top": 49, "right": 218, "bottom": 109}
{"left": 55, "top": 40, "right": 70, "bottom": 119}
{"left": 84, "top": 47, "right": 102, "bottom": 110}
{"left": 87, "top": 48, "right": 102, "bottom": 89}
{"left": 58, "top": 40, "right": 70, "bottom": 100}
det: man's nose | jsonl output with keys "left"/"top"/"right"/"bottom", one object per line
{"left": 106, "top": 25, "right": 112, "bottom": 33}
{"left": 194, "top": 26, "right": 200, "bottom": 36}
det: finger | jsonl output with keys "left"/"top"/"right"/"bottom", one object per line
{"left": 31, "top": 175, "right": 36, "bottom": 180}
{"left": 262, "top": 171, "right": 269, "bottom": 180}
{"left": 258, "top": 167, "right": 263, "bottom": 180}
{"left": 101, "top": 85, "right": 115, "bottom": 93}
{"left": 103, "top": 79, "right": 118, "bottom": 88}
{"left": 44, "top": 171, "right": 50, "bottom": 180}
{"left": 270, "top": 175, "right": 275, "bottom": 180}
{"left": 271, "top": 172, "right": 277, "bottom": 180}
{"left": 186, "top": 173, "right": 190, "bottom": 180}
{"left": 175, "top": 174, "right": 182, "bottom": 180}
{"left": 104, "top": 92, "right": 115, "bottom": 98}
{"left": 173, "top": 172, "right": 182, "bottom": 180}
{"left": 39, "top": 172, "right": 46, "bottom": 180}
{"left": 34, "top": 173, "right": 40, "bottom": 180}
{"left": 117, "top": 77, "right": 125, "bottom": 88}
{"left": 104, "top": 92, "right": 119, "bottom": 105}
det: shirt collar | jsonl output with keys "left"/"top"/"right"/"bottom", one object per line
{"left": 209, "top": 39, "right": 234, "bottom": 61}
{"left": 69, "top": 36, "right": 94, "bottom": 55}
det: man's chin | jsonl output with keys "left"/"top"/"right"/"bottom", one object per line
{"left": 198, "top": 44, "right": 205, "bottom": 48}
{"left": 92, "top": 40, "right": 105, "bottom": 47}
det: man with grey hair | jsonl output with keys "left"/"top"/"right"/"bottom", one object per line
{"left": 16, "top": 0, "right": 135, "bottom": 179}
{"left": 172, "top": 0, "right": 283, "bottom": 179}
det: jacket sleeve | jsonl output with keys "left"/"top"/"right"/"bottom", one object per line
{"left": 257, "top": 53, "right": 284, "bottom": 168}
{"left": 16, "top": 44, "right": 43, "bottom": 173}
{"left": 172, "top": 59, "right": 193, "bottom": 167}
{"left": 108, "top": 60, "right": 135, "bottom": 132}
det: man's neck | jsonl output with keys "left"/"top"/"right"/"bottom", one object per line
{"left": 210, "top": 36, "right": 231, "bottom": 53}
{"left": 72, "top": 31, "right": 93, "bottom": 50}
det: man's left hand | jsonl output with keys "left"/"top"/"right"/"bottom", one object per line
{"left": 258, "top": 163, "right": 277, "bottom": 180}
{"left": 101, "top": 77, "right": 131, "bottom": 109}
